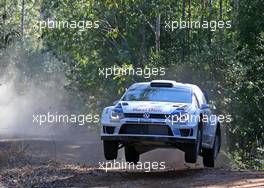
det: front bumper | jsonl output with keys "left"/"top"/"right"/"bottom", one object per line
{"left": 101, "top": 134, "right": 196, "bottom": 144}
{"left": 101, "top": 116, "right": 199, "bottom": 148}
{"left": 101, "top": 134, "right": 196, "bottom": 151}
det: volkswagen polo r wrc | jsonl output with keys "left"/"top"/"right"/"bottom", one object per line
{"left": 101, "top": 80, "right": 221, "bottom": 167}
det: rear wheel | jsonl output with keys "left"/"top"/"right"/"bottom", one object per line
{"left": 103, "top": 141, "right": 118, "bottom": 160}
{"left": 125, "top": 146, "right": 140, "bottom": 163}
{"left": 185, "top": 128, "right": 202, "bottom": 163}
{"left": 203, "top": 129, "right": 221, "bottom": 167}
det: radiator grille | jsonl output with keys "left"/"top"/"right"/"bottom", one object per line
{"left": 119, "top": 124, "right": 173, "bottom": 136}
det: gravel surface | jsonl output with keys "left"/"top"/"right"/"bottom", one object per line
{"left": 0, "top": 133, "right": 263, "bottom": 188}
{"left": 1, "top": 163, "right": 263, "bottom": 188}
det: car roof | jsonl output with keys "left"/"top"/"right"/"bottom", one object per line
{"left": 129, "top": 80, "right": 198, "bottom": 92}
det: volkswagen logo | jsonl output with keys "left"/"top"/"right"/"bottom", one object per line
{"left": 143, "top": 112, "right": 150, "bottom": 119}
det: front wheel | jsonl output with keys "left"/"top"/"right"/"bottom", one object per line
{"left": 103, "top": 141, "right": 118, "bottom": 160}
{"left": 203, "top": 129, "right": 221, "bottom": 167}
{"left": 125, "top": 146, "right": 140, "bottom": 163}
{"left": 184, "top": 128, "right": 202, "bottom": 163}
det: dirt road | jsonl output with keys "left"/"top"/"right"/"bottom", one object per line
{"left": 0, "top": 127, "right": 263, "bottom": 187}
{"left": 0, "top": 162, "right": 263, "bottom": 188}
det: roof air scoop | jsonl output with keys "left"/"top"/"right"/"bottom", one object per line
{"left": 150, "top": 80, "right": 177, "bottom": 87}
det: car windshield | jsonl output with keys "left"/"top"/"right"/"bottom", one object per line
{"left": 122, "top": 85, "right": 192, "bottom": 103}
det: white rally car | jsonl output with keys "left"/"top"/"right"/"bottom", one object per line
{"left": 101, "top": 80, "right": 221, "bottom": 167}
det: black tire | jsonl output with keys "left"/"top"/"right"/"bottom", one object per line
{"left": 103, "top": 141, "right": 118, "bottom": 160}
{"left": 125, "top": 146, "right": 140, "bottom": 163}
{"left": 203, "top": 129, "right": 221, "bottom": 167}
{"left": 185, "top": 128, "right": 202, "bottom": 163}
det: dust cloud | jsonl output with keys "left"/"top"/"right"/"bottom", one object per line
{"left": 0, "top": 45, "right": 104, "bottom": 164}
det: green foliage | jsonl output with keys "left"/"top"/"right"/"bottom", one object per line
{"left": 0, "top": 0, "right": 263, "bottom": 169}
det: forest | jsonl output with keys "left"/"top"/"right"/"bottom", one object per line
{"left": 0, "top": 0, "right": 263, "bottom": 170}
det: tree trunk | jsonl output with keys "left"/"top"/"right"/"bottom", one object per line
{"left": 21, "top": 0, "right": 25, "bottom": 41}
{"left": 155, "top": 14, "right": 161, "bottom": 52}
{"left": 209, "top": 0, "right": 213, "bottom": 15}
{"left": 235, "top": 0, "right": 239, "bottom": 25}
{"left": 3, "top": 0, "right": 6, "bottom": 25}
{"left": 208, "top": 0, "right": 213, "bottom": 46}
{"left": 182, "top": 0, "right": 186, "bottom": 19}
{"left": 187, "top": 0, "right": 192, "bottom": 57}
{"left": 181, "top": 0, "right": 186, "bottom": 61}
{"left": 219, "top": 0, "right": 223, "bottom": 19}
{"left": 219, "top": 0, "right": 223, "bottom": 52}
{"left": 141, "top": 20, "right": 147, "bottom": 63}
{"left": 198, "top": 0, "right": 205, "bottom": 52}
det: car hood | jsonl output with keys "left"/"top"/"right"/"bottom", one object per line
{"left": 120, "top": 101, "right": 191, "bottom": 114}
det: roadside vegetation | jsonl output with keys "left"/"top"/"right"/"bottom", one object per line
{"left": 0, "top": 0, "right": 263, "bottom": 169}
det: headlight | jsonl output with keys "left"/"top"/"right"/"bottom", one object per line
{"left": 110, "top": 110, "right": 124, "bottom": 121}
{"left": 171, "top": 113, "right": 189, "bottom": 124}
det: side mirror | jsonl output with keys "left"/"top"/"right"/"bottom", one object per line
{"left": 209, "top": 104, "right": 216, "bottom": 110}
{"left": 203, "top": 90, "right": 209, "bottom": 103}
{"left": 201, "top": 104, "right": 209, "bottom": 110}
{"left": 113, "top": 100, "right": 119, "bottom": 105}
